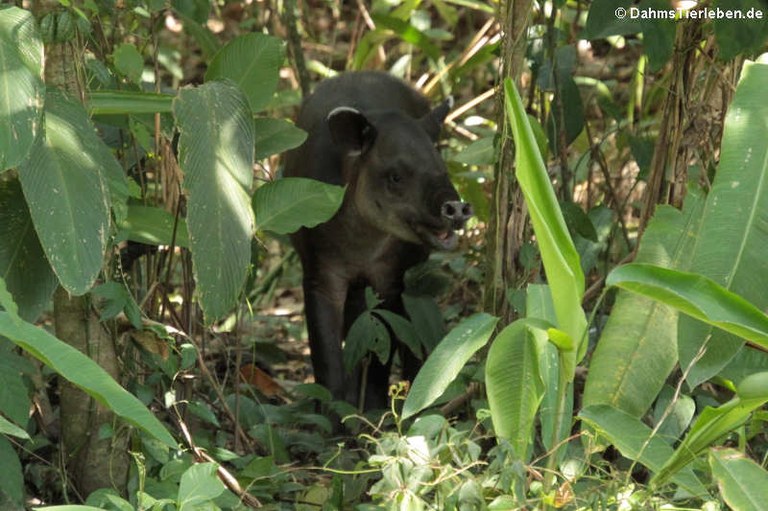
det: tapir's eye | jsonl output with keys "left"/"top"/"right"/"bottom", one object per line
{"left": 389, "top": 172, "right": 402, "bottom": 184}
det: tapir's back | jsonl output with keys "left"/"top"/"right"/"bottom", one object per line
{"left": 283, "top": 72, "right": 431, "bottom": 184}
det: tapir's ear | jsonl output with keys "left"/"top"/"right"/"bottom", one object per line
{"left": 327, "top": 107, "right": 377, "bottom": 156}
{"left": 420, "top": 96, "right": 454, "bottom": 142}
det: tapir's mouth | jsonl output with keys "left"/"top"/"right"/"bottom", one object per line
{"left": 425, "top": 228, "right": 458, "bottom": 250}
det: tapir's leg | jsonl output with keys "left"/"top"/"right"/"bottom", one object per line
{"left": 302, "top": 271, "right": 348, "bottom": 401}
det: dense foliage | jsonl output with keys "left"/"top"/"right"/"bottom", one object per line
{"left": 1, "top": 0, "right": 768, "bottom": 509}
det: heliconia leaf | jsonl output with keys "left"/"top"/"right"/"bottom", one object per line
{"left": 709, "top": 448, "right": 768, "bottom": 511}
{"left": 579, "top": 404, "right": 708, "bottom": 496}
{"left": 253, "top": 178, "right": 344, "bottom": 235}
{"left": 173, "top": 81, "right": 255, "bottom": 322}
{"left": 504, "top": 78, "right": 587, "bottom": 368}
{"left": 583, "top": 192, "right": 705, "bottom": 419}
{"left": 486, "top": 318, "right": 548, "bottom": 461}
{"left": 18, "top": 90, "right": 115, "bottom": 295}
{"left": 0, "top": 6, "right": 44, "bottom": 171}
{"left": 607, "top": 263, "right": 768, "bottom": 350}
{"left": 678, "top": 61, "right": 768, "bottom": 387}
{"left": 116, "top": 204, "right": 189, "bottom": 249}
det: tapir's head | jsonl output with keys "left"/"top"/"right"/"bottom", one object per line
{"left": 326, "top": 100, "right": 472, "bottom": 250}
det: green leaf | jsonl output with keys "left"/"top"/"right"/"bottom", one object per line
{"left": 486, "top": 319, "right": 547, "bottom": 461}
{"left": 86, "top": 90, "right": 174, "bottom": 115}
{"left": 374, "top": 309, "right": 423, "bottom": 360}
{"left": 371, "top": 15, "right": 440, "bottom": 60}
{"left": 0, "top": 311, "right": 176, "bottom": 448}
{"left": 652, "top": 384, "right": 768, "bottom": 488}
{"left": 504, "top": 79, "right": 587, "bottom": 367}
{"left": 583, "top": 192, "right": 705, "bottom": 419}
{"left": 678, "top": 61, "right": 768, "bottom": 387}
{"left": 18, "top": 90, "right": 116, "bottom": 295}
{"left": 452, "top": 137, "right": 496, "bottom": 166}
{"left": 607, "top": 263, "right": 768, "bottom": 349}
{"left": 174, "top": 81, "right": 255, "bottom": 322}
{"left": 0, "top": 178, "right": 57, "bottom": 322}
{"left": 0, "top": 6, "right": 44, "bottom": 171}
{"left": 709, "top": 448, "right": 768, "bottom": 511}
{"left": 582, "top": 0, "right": 641, "bottom": 39}
{"left": 0, "top": 436, "right": 23, "bottom": 509}
{"left": 253, "top": 177, "right": 344, "bottom": 235}
{"left": 0, "top": 347, "right": 33, "bottom": 427}
{"left": 112, "top": 43, "right": 143, "bottom": 84}
{"left": 712, "top": 0, "right": 768, "bottom": 60}
{"left": 402, "top": 313, "right": 498, "bottom": 420}
{"left": 0, "top": 415, "right": 29, "bottom": 439}
{"left": 343, "top": 311, "right": 391, "bottom": 372}
{"left": 579, "top": 404, "right": 708, "bottom": 496}
{"left": 177, "top": 462, "right": 226, "bottom": 510}
{"left": 116, "top": 204, "right": 189, "bottom": 248}
{"left": 638, "top": 0, "right": 676, "bottom": 71}
{"left": 205, "top": 33, "right": 284, "bottom": 112}
{"left": 253, "top": 117, "right": 307, "bottom": 160}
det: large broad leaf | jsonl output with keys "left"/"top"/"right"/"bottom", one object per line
{"left": 174, "top": 81, "right": 255, "bottom": 322}
{"left": 0, "top": 309, "right": 176, "bottom": 448}
{"left": 582, "top": 0, "right": 640, "bottom": 39}
{"left": 651, "top": 371, "right": 768, "bottom": 488}
{"left": 86, "top": 90, "right": 174, "bottom": 115}
{"left": 0, "top": 178, "right": 57, "bottom": 321}
{"left": 607, "top": 263, "right": 768, "bottom": 349}
{"left": 486, "top": 318, "right": 548, "bottom": 461}
{"left": 205, "top": 33, "right": 284, "bottom": 113}
{"left": 678, "top": 61, "right": 768, "bottom": 387}
{"left": 253, "top": 177, "right": 344, "bottom": 235}
{"left": 0, "top": 6, "right": 44, "bottom": 171}
{"left": 583, "top": 192, "right": 705, "bottom": 418}
{"left": 401, "top": 313, "right": 498, "bottom": 420}
{"left": 709, "top": 448, "right": 768, "bottom": 511}
{"left": 579, "top": 404, "right": 708, "bottom": 497}
{"left": 18, "top": 90, "right": 116, "bottom": 295}
{"left": 504, "top": 78, "right": 587, "bottom": 368}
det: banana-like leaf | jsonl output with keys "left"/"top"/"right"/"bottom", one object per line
{"left": 86, "top": 90, "right": 174, "bottom": 115}
{"left": 486, "top": 318, "right": 550, "bottom": 461}
{"left": 709, "top": 448, "right": 768, "bottom": 511}
{"left": 678, "top": 61, "right": 768, "bottom": 387}
{"left": 607, "top": 263, "right": 768, "bottom": 349}
{"left": 651, "top": 371, "right": 768, "bottom": 488}
{"left": 0, "top": 6, "right": 44, "bottom": 171}
{"left": 116, "top": 204, "right": 189, "bottom": 249}
{"left": 579, "top": 404, "right": 708, "bottom": 497}
{"left": 174, "top": 81, "right": 255, "bottom": 322}
{"left": 583, "top": 192, "right": 705, "bottom": 418}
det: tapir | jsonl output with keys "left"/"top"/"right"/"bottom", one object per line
{"left": 283, "top": 71, "right": 472, "bottom": 410}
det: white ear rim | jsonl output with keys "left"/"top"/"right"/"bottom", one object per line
{"left": 446, "top": 96, "right": 455, "bottom": 109}
{"left": 327, "top": 106, "right": 362, "bottom": 121}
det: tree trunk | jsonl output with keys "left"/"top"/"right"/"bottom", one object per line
{"left": 34, "top": 0, "right": 130, "bottom": 497}
{"left": 484, "top": 0, "right": 533, "bottom": 322}
{"left": 54, "top": 288, "right": 129, "bottom": 496}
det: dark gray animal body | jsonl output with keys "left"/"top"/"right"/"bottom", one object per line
{"left": 283, "top": 71, "right": 472, "bottom": 409}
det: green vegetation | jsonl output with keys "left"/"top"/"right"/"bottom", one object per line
{"left": 1, "top": 0, "right": 768, "bottom": 509}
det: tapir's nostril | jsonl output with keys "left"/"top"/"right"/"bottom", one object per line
{"left": 441, "top": 200, "right": 473, "bottom": 224}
